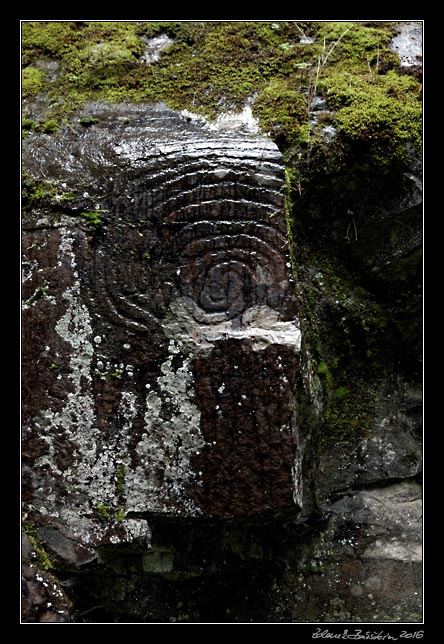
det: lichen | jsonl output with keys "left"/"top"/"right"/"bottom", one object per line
{"left": 125, "top": 340, "right": 204, "bottom": 516}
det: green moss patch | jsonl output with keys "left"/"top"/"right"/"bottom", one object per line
{"left": 21, "top": 21, "right": 421, "bottom": 174}
{"left": 23, "top": 524, "right": 54, "bottom": 571}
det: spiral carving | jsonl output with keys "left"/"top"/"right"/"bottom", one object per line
{"left": 175, "top": 221, "right": 289, "bottom": 323}
{"left": 89, "top": 110, "right": 294, "bottom": 330}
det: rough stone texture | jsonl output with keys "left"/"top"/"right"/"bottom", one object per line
{"left": 390, "top": 22, "right": 423, "bottom": 68}
{"left": 21, "top": 533, "right": 73, "bottom": 622}
{"left": 22, "top": 102, "right": 302, "bottom": 556}
{"left": 317, "top": 380, "right": 422, "bottom": 501}
{"left": 22, "top": 100, "right": 422, "bottom": 623}
{"left": 277, "top": 481, "right": 423, "bottom": 623}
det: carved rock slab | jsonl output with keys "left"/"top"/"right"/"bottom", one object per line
{"left": 22, "top": 103, "right": 301, "bottom": 551}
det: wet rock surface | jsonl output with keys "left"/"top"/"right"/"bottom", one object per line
{"left": 22, "top": 103, "right": 301, "bottom": 531}
{"left": 21, "top": 533, "right": 73, "bottom": 622}
{"left": 265, "top": 481, "right": 422, "bottom": 623}
{"left": 22, "top": 101, "right": 422, "bottom": 623}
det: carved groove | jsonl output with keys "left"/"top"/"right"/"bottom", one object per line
{"left": 175, "top": 222, "right": 288, "bottom": 323}
{"left": 92, "top": 128, "right": 292, "bottom": 330}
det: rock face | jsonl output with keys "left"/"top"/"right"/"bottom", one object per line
{"left": 265, "top": 480, "right": 422, "bottom": 623}
{"left": 22, "top": 103, "right": 302, "bottom": 552}
{"left": 22, "top": 101, "right": 422, "bottom": 623}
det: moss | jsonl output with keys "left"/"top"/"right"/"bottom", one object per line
{"left": 22, "top": 21, "right": 81, "bottom": 61}
{"left": 79, "top": 116, "right": 100, "bottom": 126}
{"left": 22, "top": 175, "right": 77, "bottom": 212}
{"left": 316, "top": 361, "right": 333, "bottom": 392}
{"left": 253, "top": 78, "right": 308, "bottom": 146}
{"left": 116, "top": 507, "right": 126, "bottom": 523}
{"left": 42, "top": 118, "right": 59, "bottom": 134}
{"left": 319, "top": 69, "right": 421, "bottom": 164}
{"left": 22, "top": 117, "right": 38, "bottom": 131}
{"left": 27, "top": 178, "right": 56, "bottom": 203}
{"left": 22, "top": 66, "right": 46, "bottom": 97}
{"left": 321, "top": 379, "right": 376, "bottom": 446}
{"left": 94, "top": 465, "right": 127, "bottom": 523}
{"left": 315, "top": 21, "right": 392, "bottom": 70}
{"left": 293, "top": 245, "right": 393, "bottom": 446}
{"left": 82, "top": 210, "right": 104, "bottom": 226}
{"left": 333, "top": 386, "right": 348, "bottom": 400}
{"left": 21, "top": 21, "right": 421, "bottom": 171}
{"left": 29, "top": 535, "right": 54, "bottom": 570}
{"left": 96, "top": 502, "right": 110, "bottom": 521}
{"left": 23, "top": 524, "right": 54, "bottom": 571}
{"left": 116, "top": 463, "right": 126, "bottom": 500}
{"left": 24, "top": 282, "right": 49, "bottom": 306}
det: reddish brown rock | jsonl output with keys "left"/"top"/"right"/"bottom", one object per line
{"left": 22, "top": 103, "right": 302, "bottom": 558}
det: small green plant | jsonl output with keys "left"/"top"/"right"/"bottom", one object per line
{"left": 96, "top": 502, "right": 110, "bottom": 521}
{"left": 24, "top": 282, "right": 49, "bottom": 307}
{"left": 22, "top": 66, "right": 45, "bottom": 97}
{"left": 116, "top": 507, "right": 125, "bottom": 522}
{"left": 42, "top": 119, "right": 59, "bottom": 134}
{"left": 50, "top": 363, "right": 59, "bottom": 370}
{"left": 28, "top": 179, "right": 56, "bottom": 203}
{"left": 95, "top": 465, "right": 126, "bottom": 524}
{"left": 22, "top": 118, "right": 38, "bottom": 131}
{"left": 23, "top": 524, "right": 54, "bottom": 571}
{"left": 82, "top": 210, "right": 104, "bottom": 226}
{"left": 333, "top": 385, "right": 348, "bottom": 399}
{"left": 79, "top": 116, "right": 100, "bottom": 126}
{"left": 317, "top": 361, "right": 333, "bottom": 390}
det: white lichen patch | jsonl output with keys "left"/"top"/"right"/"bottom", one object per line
{"left": 126, "top": 340, "right": 204, "bottom": 516}
{"left": 119, "top": 391, "right": 138, "bottom": 430}
{"left": 207, "top": 104, "right": 260, "bottom": 134}
{"left": 31, "top": 229, "right": 148, "bottom": 546}
{"left": 22, "top": 259, "right": 39, "bottom": 283}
